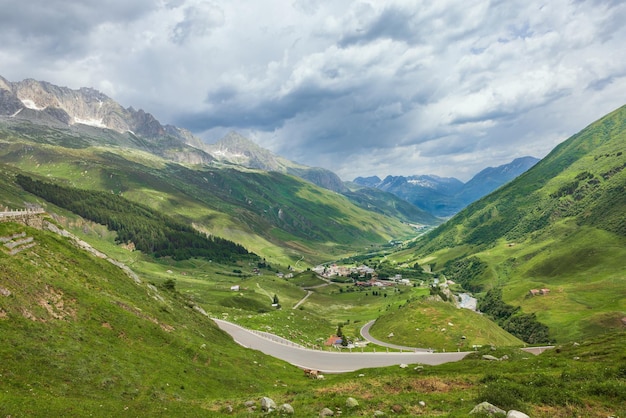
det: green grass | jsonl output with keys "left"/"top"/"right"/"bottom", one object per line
{"left": 0, "top": 138, "right": 416, "bottom": 265}
{"left": 1, "top": 106, "right": 625, "bottom": 416}
{"left": 0, "top": 221, "right": 314, "bottom": 416}
{"left": 370, "top": 299, "right": 523, "bottom": 351}
{"left": 0, "top": 192, "right": 624, "bottom": 417}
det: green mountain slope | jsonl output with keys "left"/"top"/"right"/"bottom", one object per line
{"left": 405, "top": 105, "right": 626, "bottom": 342}
{"left": 0, "top": 220, "right": 307, "bottom": 416}
{"left": 369, "top": 299, "right": 523, "bottom": 351}
{"left": 208, "top": 131, "right": 438, "bottom": 224}
{"left": 343, "top": 183, "right": 441, "bottom": 226}
{"left": 0, "top": 125, "right": 415, "bottom": 265}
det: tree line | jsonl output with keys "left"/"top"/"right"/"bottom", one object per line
{"left": 478, "top": 288, "right": 551, "bottom": 344}
{"left": 17, "top": 174, "right": 251, "bottom": 262}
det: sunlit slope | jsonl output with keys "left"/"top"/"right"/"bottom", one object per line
{"left": 369, "top": 299, "right": 523, "bottom": 351}
{"left": 0, "top": 221, "right": 306, "bottom": 416}
{"left": 407, "top": 105, "right": 626, "bottom": 342}
{"left": 0, "top": 130, "right": 415, "bottom": 264}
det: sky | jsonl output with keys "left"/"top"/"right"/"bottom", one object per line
{"left": 1, "top": 0, "right": 625, "bottom": 181}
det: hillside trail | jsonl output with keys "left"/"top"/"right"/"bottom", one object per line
{"left": 293, "top": 290, "right": 312, "bottom": 309}
{"left": 256, "top": 283, "right": 274, "bottom": 302}
{"left": 292, "top": 276, "right": 332, "bottom": 309}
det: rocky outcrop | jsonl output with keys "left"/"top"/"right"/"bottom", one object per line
{"left": 346, "top": 397, "right": 359, "bottom": 408}
{"left": 469, "top": 401, "right": 506, "bottom": 415}
{"left": 278, "top": 403, "right": 295, "bottom": 414}
{"left": 0, "top": 76, "right": 214, "bottom": 164}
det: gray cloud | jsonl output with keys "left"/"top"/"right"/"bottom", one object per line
{"left": 0, "top": 0, "right": 156, "bottom": 58}
{"left": 1, "top": 0, "right": 625, "bottom": 182}
{"left": 170, "top": 2, "right": 225, "bottom": 44}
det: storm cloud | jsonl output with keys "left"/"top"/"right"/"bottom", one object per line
{"left": 1, "top": 0, "right": 625, "bottom": 181}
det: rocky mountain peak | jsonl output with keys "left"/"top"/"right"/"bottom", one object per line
{"left": 0, "top": 76, "right": 183, "bottom": 140}
{"left": 0, "top": 75, "right": 215, "bottom": 165}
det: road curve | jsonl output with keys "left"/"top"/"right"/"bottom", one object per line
{"left": 361, "top": 320, "right": 555, "bottom": 356}
{"left": 213, "top": 318, "right": 470, "bottom": 373}
{"left": 360, "top": 320, "right": 432, "bottom": 352}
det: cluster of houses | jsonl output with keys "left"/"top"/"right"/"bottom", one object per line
{"left": 312, "top": 263, "right": 375, "bottom": 278}
{"left": 311, "top": 263, "right": 413, "bottom": 287}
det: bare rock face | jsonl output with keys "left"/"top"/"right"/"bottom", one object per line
{"left": 0, "top": 76, "right": 198, "bottom": 142}
{"left": 0, "top": 88, "right": 23, "bottom": 115}
{"left": 0, "top": 75, "right": 214, "bottom": 165}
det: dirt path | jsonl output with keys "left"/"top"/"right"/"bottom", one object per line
{"left": 293, "top": 290, "right": 312, "bottom": 309}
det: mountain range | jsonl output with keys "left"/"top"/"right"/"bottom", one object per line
{"left": 0, "top": 76, "right": 536, "bottom": 222}
{"left": 354, "top": 156, "right": 539, "bottom": 217}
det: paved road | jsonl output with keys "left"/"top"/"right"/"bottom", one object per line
{"left": 213, "top": 318, "right": 469, "bottom": 373}
{"left": 361, "top": 320, "right": 554, "bottom": 356}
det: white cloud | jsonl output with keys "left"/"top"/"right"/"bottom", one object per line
{"left": 0, "top": 0, "right": 625, "bottom": 181}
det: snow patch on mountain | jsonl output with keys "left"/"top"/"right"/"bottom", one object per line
{"left": 407, "top": 179, "right": 438, "bottom": 188}
{"left": 74, "top": 117, "right": 107, "bottom": 128}
{"left": 20, "top": 99, "right": 45, "bottom": 110}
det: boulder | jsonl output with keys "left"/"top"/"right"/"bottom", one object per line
{"left": 506, "top": 411, "right": 530, "bottom": 418}
{"left": 279, "top": 403, "right": 295, "bottom": 415}
{"left": 374, "top": 411, "right": 385, "bottom": 417}
{"left": 418, "top": 401, "right": 426, "bottom": 407}
{"left": 346, "top": 397, "right": 359, "bottom": 408}
{"left": 482, "top": 354, "right": 500, "bottom": 361}
{"left": 470, "top": 401, "right": 506, "bottom": 415}
{"left": 261, "top": 397, "right": 276, "bottom": 412}
{"left": 319, "top": 407, "right": 334, "bottom": 416}
{"left": 391, "top": 404, "right": 404, "bottom": 413}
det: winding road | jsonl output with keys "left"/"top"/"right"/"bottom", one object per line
{"left": 213, "top": 318, "right": 470, "bottom": 373}
{"left": 360, "top": 320, "right": 433, "bottom": 352}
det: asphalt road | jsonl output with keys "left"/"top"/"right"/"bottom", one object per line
{"left": 213, "top": 318, "right": 470, "bottom": 373}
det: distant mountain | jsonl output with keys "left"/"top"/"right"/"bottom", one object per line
{"left": 210, "top": 132, "right": 438, "bottom": 225}
{"left": 0, "top": 76, "right": 438, "bottom": 229}
{"left": 342, "top": 183, "right": 441, "bottom": 226}
{"left": 457, "top": 156, "right": 540, "bottom": 204}
{"left": 0, "top": 76, "right": 424, "bottom": 264}
{"left": 354, "top": 158, "right": 539, "bottom": 217}
{"left": 352, "top": 175, "right": 382, "bottom": 188}
{"left": 207, "top": 131, "right": 348, "bottom": 193}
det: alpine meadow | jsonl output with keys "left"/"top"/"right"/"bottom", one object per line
{"left": 0, "top": 73, "right": 624, "bottom": 418}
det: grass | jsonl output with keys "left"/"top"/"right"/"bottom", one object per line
{"left": 0, "top": 196, "right": 624, "bottom": 417}
{"left": 1, "top": 106, "right": 625, "bottom": 416}
{"left": 369, "top": 299, "right": 523, "bottom": 351}
{"left": 0, "top": 138, "right": 416, "bottom": 265}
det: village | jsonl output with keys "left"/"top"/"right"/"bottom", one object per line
{"left": 311, "top": 263, "right": 413, "bottom": 287}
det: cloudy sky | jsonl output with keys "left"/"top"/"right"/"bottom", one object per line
{"left": 1, "top": 0, "right": 625, "bottom": 181}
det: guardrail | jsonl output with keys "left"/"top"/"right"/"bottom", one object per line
{"left": 0, "top": 208, "right": 45, "bottom": 217}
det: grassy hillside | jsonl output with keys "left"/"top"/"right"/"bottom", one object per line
{"left": 0, "top": 186, "right": 623, "bottom": 418}
{"left": 0, "top": 128, "right": 416, "bottom": 265}
{"left": 400, "top": 105, "right": 626, "bottom": 342}
{"left": 1, "top": 222, "right": 623, "bottom": 417}
{"left": 0, "top": 221, "right": 308, "bottom": 416}
{"left": 369, "top": 299, "right": 523, "bottom": 351}
{"left": 342, "top": 185, "right": 441, "bottom": 226}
